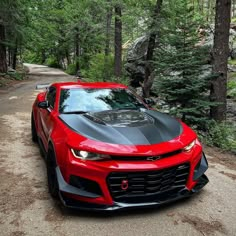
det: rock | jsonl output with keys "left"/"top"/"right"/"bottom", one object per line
{"left": 230, "top": 48, "right": 236, "bottom": 60}
{"left": 125, "top": 36, "right": 149, "bottom": 88}
{"left": 7, "top": 67, "right": 16, "bottom": 73}
{"left": 227, "top": 98, "right": 236, "bottom": 122}
{"left": 135, "top": 87, "right": 143, "bottom": 97}
{"left": 126, "top": 36, "right": 149, "bottom": 61}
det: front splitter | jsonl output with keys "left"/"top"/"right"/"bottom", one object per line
{"left": 58, "top": 174, "right": 209, "bottom": 212}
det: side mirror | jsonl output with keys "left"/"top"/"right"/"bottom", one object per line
{"left": 38, "top": 101, "right": 49, "bottom": 109}
{"left": 143, "top": 98, "right": 155, "bottom": 106}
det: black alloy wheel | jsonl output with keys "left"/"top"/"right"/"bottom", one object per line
{"left": 47, "top": 147, "right": 59, "bottom": 199}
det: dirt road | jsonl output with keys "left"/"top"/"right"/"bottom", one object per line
{"left": 0, "top": 64, "right": 236, "bottom": 236}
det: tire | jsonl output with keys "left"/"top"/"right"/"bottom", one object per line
{"left": 47, "top": 146, "right": 59, "bottom": 199}
{"left": 31, "top": 112, "right": 38, "bottom": 143}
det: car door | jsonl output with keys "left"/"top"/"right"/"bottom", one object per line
{"left": 39, "top": 86, "right": 56, "bottom": 146}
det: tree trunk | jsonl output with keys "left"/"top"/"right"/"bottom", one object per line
{"left": 75, "top": 27, "right": 80, "bottom": 73}
{"left": 8, "top": 47, "right": 11, "bottom": 67}
{"left": 66, "top": 49, "right": 71, "bottom": 66}
{"left": 207, "top": 0, "right": 211, "bottom": 21}
{"left": 105, "top": 1, "right": 112, "bottom": 57}
{"left": 233, "top": 0, "right": 235, "bottom": 17}
{"left": 41, "top": 50, "right": 46, "bottom": 64}
{"left": 114, "top": 5, "right": 122, "bottom": 78}
{"left": 104, "top": 0, "right": 112, "bottom": 81}
{"left": 210, "top": 0, "right": 231, "bottom": 121}
{"left": 12, "top": 38, "right": 17, "bottom": 70}
{"left": 142, "top": 0, "right": 163, "bottom": 98}
{"left": 0, "top": 21, "right": 7, "bottom": 73}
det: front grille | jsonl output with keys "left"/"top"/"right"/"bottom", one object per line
{"left": 107, "top": 163, "right": 189, "bottom": 203}
{"left": 110, "top": 149, "right": 182, "bottom": 161}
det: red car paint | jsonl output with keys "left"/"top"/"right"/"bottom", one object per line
{"left": 32, "top": 81, "right": 208, "bottom": 210}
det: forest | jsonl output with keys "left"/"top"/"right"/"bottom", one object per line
{"left": 0, "top": 0, "right": 235, "bottom": 152}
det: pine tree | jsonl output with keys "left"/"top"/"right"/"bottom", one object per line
{"left": 155, "top": 0, "right": 213, "bottom": 129}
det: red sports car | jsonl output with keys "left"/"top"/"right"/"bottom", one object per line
{"left": 31, "top": 81, "right": 208, "bottom": 211}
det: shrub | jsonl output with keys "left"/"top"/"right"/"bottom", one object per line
{"left": 200, "top": 121, "right": 236, "bottom": 153}
{"left": 66, "top": 64, "right": 77, "bottom": 75}
{"left": 7, "top": 71, "right": 25, "bottom": 80}
{"left": 83, "top": 53, "right": 114, "bottom": 82}
{"left": 45, "top": 57, "right": 60, "bottom": 68}
{"left": 227, "top": 80, "right": 236, "bottom": 100}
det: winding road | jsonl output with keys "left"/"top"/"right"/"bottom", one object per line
{"left": 0, "top": 64, "right": 236, "bottom": 236}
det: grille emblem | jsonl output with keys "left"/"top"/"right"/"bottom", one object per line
{"left": 121, "top": 180, "right": 129, "bottom": 190}
{"left": 147, "top": 156, "right": 161, "bottom": 161}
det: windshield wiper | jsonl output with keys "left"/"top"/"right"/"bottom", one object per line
{"left": 62, "top": 111, "right": 87, "bottom": 114}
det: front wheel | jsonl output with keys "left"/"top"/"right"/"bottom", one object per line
{"left": 47, "top": 147, "right": 59, "bottom": 199}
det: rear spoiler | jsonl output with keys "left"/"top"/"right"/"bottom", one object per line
{"left": 35, "top": 83, "right": 51, "bottom": 90}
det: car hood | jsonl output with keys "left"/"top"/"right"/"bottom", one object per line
{"left": 59, "top": 109, "right": 183, "bottom": 145}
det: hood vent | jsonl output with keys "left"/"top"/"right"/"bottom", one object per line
{"left": 83, "top": 114, "right": 106, "bottom": 125}
{"left": 87, "top": 110, "right": 154, "bottom": 127}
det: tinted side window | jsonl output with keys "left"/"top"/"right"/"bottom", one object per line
{"left": 46, "top": 87, "right": 56, "bottom": 108}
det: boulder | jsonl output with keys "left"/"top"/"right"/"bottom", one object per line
{"left": 125, "top": 36, "right": 148, "bottom": 87}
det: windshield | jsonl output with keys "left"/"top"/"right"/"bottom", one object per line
{"left": 59, "top": 88, "right": 146, "bottom": 113}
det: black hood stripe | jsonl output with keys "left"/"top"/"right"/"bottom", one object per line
{"left": 59, "top": 110, "right": 182, "bottom": 145}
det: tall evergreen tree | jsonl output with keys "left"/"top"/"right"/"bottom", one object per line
{"left": 155, "top": 0, "right": 212, "bottom": 128}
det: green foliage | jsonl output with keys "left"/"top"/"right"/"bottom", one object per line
{"left": 154, "top": 0, "right": 213, "bottom": 129}
{"left": 65, "top": 64, "right": 77, "bottom": 75}
{"left": 83, "top": 53, "right": 114, "bottom": 82}
{"left": 231, "top": 17, "right": 236, "bottom": 23}
{"left": 200, "top": 121, "right": 236, "bottom": 153}
{"left": 45, "top": 57, "right": 60, "bottom": 68}
{"left": 228, "top": 80, "right": 236, "bottom": 89}
{"left": 19, "top": 0, "right": 150, "bottom": 75}
{"left": 228, "top": 59, "right": 236, "bottom": 65}
{"left": 22, "top": 50, "right": 42, "bottom": 64}
{"left": 227, "top": 80, "right": 236, "bottom": 100}
{"left": 7, "top": 71, "right": 25, "bottom": 80}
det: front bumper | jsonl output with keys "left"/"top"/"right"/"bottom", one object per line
{"left": 58, "top": 174, "right": 208, "bottom": 211}
{"left": 56, "top": 153, "right": 209, "bottom": 211}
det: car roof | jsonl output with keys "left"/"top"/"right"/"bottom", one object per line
{"left": 51, "top": 81, "right": 128, "bottom": 90}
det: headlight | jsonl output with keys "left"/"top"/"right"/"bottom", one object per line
{"left": 183, "top": 139, "right": 196, "bottom": 152}
{"left": 71, "top": 149, "right": 111, "bottom": 161}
